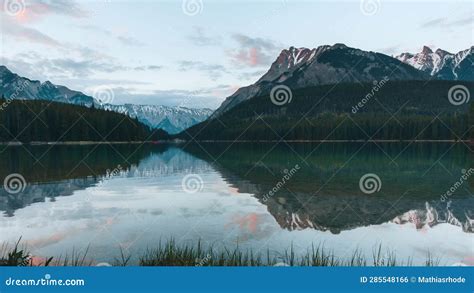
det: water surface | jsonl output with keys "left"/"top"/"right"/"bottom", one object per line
{"left": 0, "top": 143, "right": 472, "bottom": 265}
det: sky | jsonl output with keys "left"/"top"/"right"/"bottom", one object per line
{"left": 0, "top": 0, "right": 473, "bottom": 109}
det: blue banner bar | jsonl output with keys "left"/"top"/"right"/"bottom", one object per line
{"left": 0, "top": 267, "right": 472, "bottom": 292}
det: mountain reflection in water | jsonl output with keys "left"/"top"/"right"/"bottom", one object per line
{"left": 0, "top": 142, "right": 472, "bottom": 264}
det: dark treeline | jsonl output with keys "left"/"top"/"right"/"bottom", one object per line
{"left": 471, "top": 102, "right": 474, "bottom": 138}
{"left": 0, "top": 98, "right": 169, "bottom": 142}
{"left": 180, "top": 81, "right": 473, "bottom": 141}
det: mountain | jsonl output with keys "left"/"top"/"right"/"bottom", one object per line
{"left": 179, "top": 80, "right": 473, "bottom": 141}
{"left": 396, "top": 46, "right": 474, "bottom": 80}
{"left": 101, "top": 104, "right": 213, "bottom": 134}
{"left": 0, "top": 66, "right": 212, "bottom": 134}
{"left": 212, "top": 43, "right": 429, "bottom": 117}
{"left": 0, "top": 65, "right": 95, "bottom": 107}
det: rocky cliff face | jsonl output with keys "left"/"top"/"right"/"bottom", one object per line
{"left": 212, "top": 43, "right": 429, "bottom": 117}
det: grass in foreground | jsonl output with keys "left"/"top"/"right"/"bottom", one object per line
{"left": 0, "top": 239, "right": 440, "bottom": 267}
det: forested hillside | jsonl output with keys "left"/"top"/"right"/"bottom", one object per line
{"left": 0, "top": 98, "right": 169, "bottom": 142}
{"left": 180, "top": 81, "right": 473, "bottom": 141}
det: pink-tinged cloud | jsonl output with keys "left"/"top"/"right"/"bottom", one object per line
{"left": 0, "top": 0, "right": 88, "bottom": 23}
{"left": 2, "top": 18, "right": 62, "bottom": 47}
{"left": 228, "top": 34, "right": 279, "bottom": 68}
{"left": 230, "top": 47, "right": 269, "bottom": 67}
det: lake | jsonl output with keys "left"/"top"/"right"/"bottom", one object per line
{"left": 0, "top": 142, "right": 472, "bottom": 265}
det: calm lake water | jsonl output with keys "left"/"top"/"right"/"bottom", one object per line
{"left": 0, "top": 143, "right": 473, "bottom": 265}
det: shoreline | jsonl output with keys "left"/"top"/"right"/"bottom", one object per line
{"left": 0, "top": 139, "right": 472, "bottom": 146}
{"left": 0, "top": 141, "right": 158, "bottom": 146}
{"left": 176, "top": 139, "right": 473, "bottom": 143}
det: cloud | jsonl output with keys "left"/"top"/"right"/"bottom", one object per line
{"left": 3, "top": 56, "right": 121, "bottom": 80}
{"left": 3, "top": 51, "right": 163, "bottom": 82}
{"left": 237, "top": 69, "right": 268, "bottom": 81}
{"left": 228, "top": 34, "right": 279, "bottom": 67}
{"left": 58, "top": 78, "right": 153, "bottom": 89}
{"left": 1, "top": 18, "right": 62, "bottom": 47}
{"left": 187, "top": 26, "right": 221, "bottom": 46}
{"left": 117, "top": 35, "right": 145, "bottom": 47}
{"left": 88, "top": 84, "right": 239, "bottom": 109}
{"left": 178, "top": 61, "right": 228, "bottom": 80}
{"left": 449, "top": 15, "right": 474, "bottom": 27}
{"left": 420, "top": 14, "right": 473, "bottom": 29}
{"left": 27, "top": 0, "right": 87, "bottom": 18}
{"left": 0, "top": 1, "right": 87, "bottom": 48}
{"left": 78, "top": 24, "right": 146, "bottom": 47}
{"left": 232, "top": 34, "right": 277, "bottom": 51}
{"left": 420, "top": 17, "right": 445, "bottom": 28}
{"left": 377, "top": 45, "right": 402, "bottom": 56}
{"left": 101, "top": 87, "right": 225, "bottom": 109}
{"left": 133, "top": 65, "right": 163, "bottom": 71}
{"left": 46, "top": 58, "right": 126, "bottom": 77}
{"left": 0, "top": 0, "right": 87, "bottom": 23}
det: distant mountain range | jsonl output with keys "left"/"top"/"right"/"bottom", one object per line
{"left": 212, "top": 44, "right": 473, "bottom": 117}
{"left": 0, "top": 66, "right": 212, "bottom": 134}
{"left": 101, "top": 104, "right": 212, "bottom": 134}
{"left": 396, "top": 46, "right": 474, "bottom": 81}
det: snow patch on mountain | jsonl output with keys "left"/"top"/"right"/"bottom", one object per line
{"left": 0, "top": 65, "right": 95, "bottom": 107}
{"left": 212, "top": 43, "right": 428, "bottom": 117}
{"left": 101, "top": 104, "right": 213, "bottom": 134}
{"left": 396, "top": 46, "right": 474, "bottom": 80}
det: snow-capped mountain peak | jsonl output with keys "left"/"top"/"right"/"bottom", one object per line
{"left": 396, "top": 46, "right": 473, "bottom": 80}
{"left": 213, "top": 43, "right": 428, "bottom": 117}
{"left": 421, "top": 45, "right": 433, "bottom": 54}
